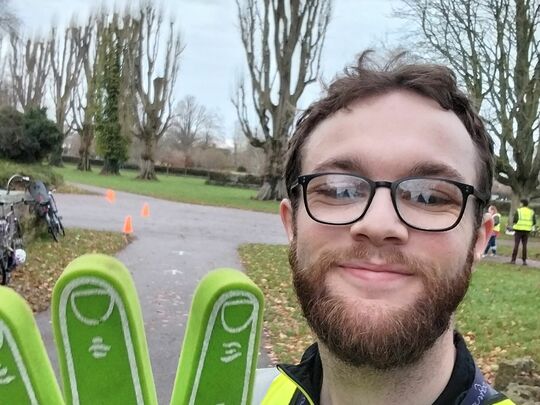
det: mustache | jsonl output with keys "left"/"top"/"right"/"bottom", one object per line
{"left": 291, "top": 242, "right": 437, "bottom": 281}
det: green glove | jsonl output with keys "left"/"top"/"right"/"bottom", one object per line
{"left": 0, "top": 286, "right": 64, "bottom": 404}
{"left": 170, "top": 268, "right": 264, "bottom": 405}
{"left": 52, "top": 254, "right": 158, "bottom": 405}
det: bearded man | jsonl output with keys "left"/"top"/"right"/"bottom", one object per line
{"left": 253, "top": 52, "right": 514, "bottom": 405}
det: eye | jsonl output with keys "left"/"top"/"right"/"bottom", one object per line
{"left": 397, "top": 179, "right": 462, "bottom": 210}
{"left": 334, "top": 185, "right": 361, "bottom": 199}
{"left": 311, "top": 184, "right": 359, "bottom": 199}
{"left": 413, "top": 191, "right": 452, "bottom": 205}
{"left": 306, "top": 174, "right": 370, "bottom": 206}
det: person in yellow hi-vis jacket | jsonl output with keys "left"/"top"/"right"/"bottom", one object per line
{"left": 253, "top": 51, "right": 515, "bottom": 405}
{"left": 483, "top": 205, "right": 501, "bottom": 256}
{"left": 510, "top": 199, "right": 536, "bottom": 265}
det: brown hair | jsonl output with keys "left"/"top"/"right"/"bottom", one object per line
{"left": 285, "top": 51, "right": 493, "bottom": 222}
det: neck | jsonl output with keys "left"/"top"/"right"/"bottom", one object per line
{"left": 319, "top": 329, "right": 456, "bottom": 405}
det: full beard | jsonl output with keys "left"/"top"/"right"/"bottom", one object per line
{"left": 289, "top": 241, "right": 475, "bottom": 370}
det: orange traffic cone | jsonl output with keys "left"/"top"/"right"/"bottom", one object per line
{"left": 105, "top": 189, "right": 116, "bottom": 203}
{"left": 123, "top": 215, "right": 133, "bottom": 234}
{"left": 141, "top": 203, "right": 150, "bottom": 218}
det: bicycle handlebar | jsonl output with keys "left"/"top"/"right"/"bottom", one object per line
{"left": 6, "top": 174, "right": 31, "bottom": 194}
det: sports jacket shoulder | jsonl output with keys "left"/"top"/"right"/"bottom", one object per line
{"left": 252, "top": 338, "right": 515, "bottom": 405}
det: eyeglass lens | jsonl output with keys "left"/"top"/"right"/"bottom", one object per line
{"left": 304, "top": 174, "right": 464, "bottom": 230}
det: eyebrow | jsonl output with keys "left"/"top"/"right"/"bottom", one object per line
{"left": 311, "top": 158, "right": 466, "bottom": 183}
{"left": 407, "top": 162, "right": 466, "bottom": 182}
{"left": 312, "top": 156, "right": 367, "bottom": 174}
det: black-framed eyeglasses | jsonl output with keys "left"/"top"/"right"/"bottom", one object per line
{"left": 291, "top": 173, "right": 489, "bottom": 232}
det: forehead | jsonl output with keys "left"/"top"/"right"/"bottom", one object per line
{"left": 302, "top": 90, "right": 479, "bottom": 184}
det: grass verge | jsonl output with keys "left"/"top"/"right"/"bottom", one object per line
{"left": 239, "top": 243, "right": 540, "bottom": 382}
{"left": 0, "top": 159, "right": 64, "bottom": 189}
{"left": 9, "top": 228, "right": 129, "bottom": 312}
{"left": 55, "top": 183, "right": 97, "bottom": 195}
{"left": 55, "top": 165, "right": 280, "bottom": 214}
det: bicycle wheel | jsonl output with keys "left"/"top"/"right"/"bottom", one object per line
{"left": 0, "top": 253, "right": 9, "bottom": 285}
{"left": 54, "top": 211, "right": 65, "bottom": 237}
{"left": 46, "top": 211, "right": 60, "bottom": 242}
{"left": 13, "top": 218, "right": 23, "bottom": 248}
{"left": 49, "top": 195, "right": 65, "bottom": 237}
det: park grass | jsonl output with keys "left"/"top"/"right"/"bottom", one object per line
{"left": 55, "top": 165, "right": 280, "bottom": 214}
{"left": 9, "top": 228, "right": 129, "bottom": 313}
{"left": 496, "top": 242, "right": 540, "bottom": 259}
{"left": 457, "top": 262, "right": 540, "bottom": 380}
{"left": 239, "top": 243, "right": 540, "bottom": 381}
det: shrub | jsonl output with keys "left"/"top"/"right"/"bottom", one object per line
{"left": 0, "top": 106, "right": 24, "bottom": 159}
{"left": 205, "top": 171, "right": 231, "bottom": 186}
{"left": 0, "top": 106, "right": 62, "bottom": 163}
{"left": 205, "top": 171, "right": 262, "bottom": 189}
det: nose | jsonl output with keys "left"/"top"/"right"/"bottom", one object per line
{"left": 349, "top": 187, "right": 409, "bottom": 246}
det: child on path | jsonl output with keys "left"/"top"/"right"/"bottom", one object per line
{"left": 483, "top": 205, "right": 501, "bottom": 256}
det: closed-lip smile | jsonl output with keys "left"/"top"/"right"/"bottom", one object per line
{"left": 338, "top": 261, "right": 414, "bottom": 282}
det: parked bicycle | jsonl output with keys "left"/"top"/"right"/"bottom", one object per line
{"left": 0, "top": 200, "right": 26, "bottom": 285}
{"left": 7, "top": 175, "right": 65, "bottom": 242}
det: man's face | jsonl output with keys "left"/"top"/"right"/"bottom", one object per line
{"left": 280, "top": 90, "right": 491, "bottom": 369}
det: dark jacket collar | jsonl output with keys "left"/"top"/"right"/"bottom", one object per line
{"left": 276, "top": 331, "right": 495, "bottom": 405}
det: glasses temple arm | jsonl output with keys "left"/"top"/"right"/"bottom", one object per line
{"left": 473, "top": 190, "right": 490, "bottom": 206}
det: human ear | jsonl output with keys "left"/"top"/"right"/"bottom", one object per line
{"left": 473, "top": 212, "right": 493, "bottom": 262}
{"left": 280, "top": 199, "right": 295, "bottom": 243}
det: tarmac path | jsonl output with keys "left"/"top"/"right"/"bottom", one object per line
{"left": 35, "top": 185, "right": 287, "bottom": 404}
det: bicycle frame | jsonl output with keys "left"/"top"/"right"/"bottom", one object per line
{"left": 0, "top": 202, "right": 23, "bottom": 285}
{"left": 5, "top": 174, "right": 64, "bottom": 242}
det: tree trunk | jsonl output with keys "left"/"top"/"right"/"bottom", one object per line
{"left": 77, "top": 148, "right": 91, "bottom": 171}
{"left": 137, "top": 137, "right": 158, "bottom": 180}
{"left": 49, "top": 144, "right": 64, "bottom": 167}
{"left": 508, "top": 192, "right": 521, "bottom": 229}
{"left": 256, "top": 176, "right": 287, "bottom": 200}
{"left": 76, "top": 122, "right": 95, "bottom": 172}
{"left": 77, "top": 125, "right": 93, "bottom": 171}
{"left": 100, "top": 158, "right": 121, "bottom": 175}
{"left": 255, "top": 141, "right": 286, "bottom": 200}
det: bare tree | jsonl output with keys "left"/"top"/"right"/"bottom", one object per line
{"left": 123, "top": 4, "right": 184, "bottom": 180}
{"left": 168, "top": 95, "right": 220, "bottom": 156}
{"left": 0, "top": 0, "right": 18, "bottom": 38}
{"left": 233, "top": 0, "right": 332, "bottom": 200}
{"left": 70, "top": 14, "right": 112, "bottom": 172}
{"left": 0, "top": 0, "right": 19, "bottom": 107}
{"left": 9, "top": 31, "right": 52, "bottom": 112}
{"left": 398, "top": 0, "right": 540, "bottom": 217}
{"left": 232, "top": 121, "right": 266, "bottom": 173}
{"left": 170, "top": 95, "right": 207, "bottom": 152}
{"left": 232, "top": 121, "right": 244, "bottom": 169}
{"left": 0, "top": 51, "right": 15, "bottom": 107}
{"left": 49, "top": 24, "right": 84, "bottom": 165}
{"left": 199, "top": 111, "right": 222, "bottom": 150}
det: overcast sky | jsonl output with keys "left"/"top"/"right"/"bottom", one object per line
{"left": 12, "top": 0, "right": 403, "bottom": 142}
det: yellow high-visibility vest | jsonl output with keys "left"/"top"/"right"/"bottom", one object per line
{"left": 260, "top": 372, "right": 312, "bottom": 405}
{"left": 513, "top": 207, "right": 535, "bottom": 231}
{"left": 493, "top": 213, "right": 501, "bottom": 233}
{"left": 259, "top": 371, "right": 516, "bottom": 405}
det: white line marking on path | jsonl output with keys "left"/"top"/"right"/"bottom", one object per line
{"left": 165, "top": 269, "right": 183, "bottom": 275}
